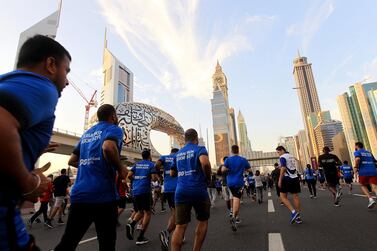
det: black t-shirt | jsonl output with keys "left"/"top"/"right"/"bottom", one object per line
{"left": 53, "top": 175, "right": 70, "bottom": 197}
{"left": 271, "top": 168, "right": 280, "bottom": 184}
{"left": 318, "top": 153, "right": 341, "bottom": 176}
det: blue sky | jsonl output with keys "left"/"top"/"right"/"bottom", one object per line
{"left": 1, "top": 0, "right": 377, "bottom": 168}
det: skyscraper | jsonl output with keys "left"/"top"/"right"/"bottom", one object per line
{"left": 237, "top": 110, "right": 252, "bottom": 158}
{"left": 295, "top": 130, "right": 311, "bottom": 169}
{"left": 101, "top": 30, "right": 134, "bottom": 106}
{"left": 14, "top": 0, "right": 62, "bottom": 68}
{"left": 337, "top": 82, "right": 377, "bottom": 161}
{"left": 211, "top": 61, "right": 236, "bottom": 166}
{"left": 293, "top": 53, "right": 322, "bottom": 157}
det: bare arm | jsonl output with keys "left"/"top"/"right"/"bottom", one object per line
{"left": 354, "top": 157, "right": 361, "bottom": 173}
{"left": 199, "top": 155, "right": 211, "bottom": 182}
{"left": 68, "top": 153, "right": 79, "bottom": 167}
{"left": 151, "top": 173, "right": 158, "bottom": 182}
{"left": 0, "top": 107, "right": 49, "bottom": 202}
{"left": 127, "top": 170, "right": 134, "bottom": 183}
{"left": 170, "top": 169, "right": 177, "bottom": 177}
{"left": 278, "top": 166, "right": 286, "bottom": 188}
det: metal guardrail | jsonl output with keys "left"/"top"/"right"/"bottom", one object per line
{"left": 53, "top": 127, "right": 82, "bottom": 137}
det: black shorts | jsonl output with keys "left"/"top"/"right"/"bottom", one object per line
{"left": 133, "top": 193, "right": 152, "bottom": 212}
{"left": 175, "top": 199, "right": 210, "bottom": 225}
{"left": 229, "top": 186, "right": 243, "bottom": 199}
{"left": 344, "top": 177, "right": 353, "bottom": 184}
{"left": 280, "top": 177, "right": 301, "bottom": 194}
{"left": 117, "top": 196, "right": 126, "bottom": 209}
{"left": 325, "top": 173, "right": 339, "bottom": 187}
{"left": 164, "top": 192, "right": 175, "bottom": 209}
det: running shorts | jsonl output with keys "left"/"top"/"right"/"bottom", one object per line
{"left": 229, "top": 186, "right": 243, "bottom": 199}
{"left": 53, "top": 196, "right": 65, "bottom": 208}
{"left": 221, "top": 186, "right": 233, "bottom": 201}
{"left": 325, "top": 173, "right": 339, "bottom": 187}
{"left": 344, "top": 177, "right": 353, "bottom": 184}
{"left": 117, "top": 196, "right": 126, "bottom": 209}
{"left": 359, "top": 176, "right": 377, "bottom": 186}
{"left": 133, "top": 193, "right": 152, "bottom": 212}
{"left": 280, "top": 177, "right": 301, "bottom": 194}
{"left": 163, "top": 193, "right": 175, "bottom": 209}
{"left": 175, "top": 199, "right": 210, "bottom": 225}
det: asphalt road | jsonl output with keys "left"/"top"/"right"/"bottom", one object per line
{"left": 26, "top": 184, "right": 377, "bottom": 251}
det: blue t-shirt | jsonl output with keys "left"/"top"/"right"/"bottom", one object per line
{"left": 354, "top": 149, "right": 377, "bottom": 176}
{"left": 305, "top": 168, "right": 315, "bottom": 180}
{"left": 159, "top": 154, "right": 177, "bottom": 193}
{"left": 0, "top": 70, "right": 59, "bottom": 249}
{"left": 171, "top": 143, "right": 209, "bottom": 204}
{"left": 340, "top": 165, "right": 353, "bottom": 179}
{"left": 131, "top": 160, "right": 156, "bottom": 196}
{"left": 70, "top": 122, "right": 123, "bottom": 203}
{"left": 224, "top": 155, "right": 251, "bottom": 188}
{"left": 0, "top": 70, "right": 58, "bottom": 172}
{"left": 247, "top": 174, "right": 255, "bottom": 185}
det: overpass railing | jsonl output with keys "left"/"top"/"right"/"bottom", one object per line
{"left": 53, "top": 127, "right": 82, "bottom": 137}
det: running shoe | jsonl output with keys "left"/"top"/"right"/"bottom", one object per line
{"left": 368, "top": 199, "right": 376, "bottom": 209}
{"left": 161, "top": 208, "right": 167, "bottom": 213}
{"left": 230, "top": 217, "right": 237, "bottom": 232}
{"left": 334, "top": 202, "right": 340, "bottom": 207}
{"left": 44, "top": 221, "right": 53, "bottom": 229}
{"left": 290, "top": 212, "right": 299, "bottom": 224}
{"left": 57, "top": 219, "right": 65, "bottom": 225}
{"left": 126, "top": 224, "right": 135, "bottom": 240}
{"left": 229, "top": 211, "right": 233, "bottom": 218}
{"left": 313, "top": 196, "right": 317, "bottom": 199}
{"left": 35, "top": 218, "right": 41, "bottom": 224}
{"left": 136, "top": 236, "right": 150, "bottom": 245}
{"left": 159, "top": 230, "right": 169, "bottom": 251}
{"left": 235, "top": 218, "right": 241, "bottom": 224}
{"left": 295, "top": 216, "right": 303, "bottom": 224}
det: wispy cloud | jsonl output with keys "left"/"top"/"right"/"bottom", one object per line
{"left": 286, "top": 0, "right": 335, "bottom": 52}
{"left": 246, "top": 15, "right": 276, "bottom": 24}
{"left": 97, "top": 0, "right": 254, "bottom": 100}
{"left": 362, "top": 57, "right": 377, "bottom": 81}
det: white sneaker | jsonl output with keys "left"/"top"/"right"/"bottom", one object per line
{"left": 368, "top": 199, "right": 376, "bottom": 209}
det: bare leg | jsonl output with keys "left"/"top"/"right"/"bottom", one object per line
{"left": 167, "top": 209, "right": 176, "bottom": 233}
{"left": 361, "top": 185, "right": 372, "bottom": 198}
{"left": 141, "top": 211, "right": 151, "bottom": 231}
{"left": 232, "top": 197, "right": 240, "bottom": 217}
{"left": 171, "top": 224, "right": 187, "bottom": 251}
{"left": 193, "top": 220, "right": 208, "bottom": 251}
{"left": 292, "top": 193, "right": 300, "bottom": 212}
{"left": 372, "top": 184, "right": 377, "bottom": 196}
{"left": 280, "top": 193, "right": 294, "bottom": 211}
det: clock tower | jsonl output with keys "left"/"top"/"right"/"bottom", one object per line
{"left": 212, "top": 60, "right": 228, "bottom": 98}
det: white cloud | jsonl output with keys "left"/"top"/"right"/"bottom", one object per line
{"left": 286, "top": 0, "right": 335, "bottom": 52}
{"left": 246, "top": 15, "right": 276, "bottom": 24}
{"left": 97, "top": 0, "right": 253, "bottom": 100}
{"left": 363, "top": 57, "right": 377, "bottom": 82}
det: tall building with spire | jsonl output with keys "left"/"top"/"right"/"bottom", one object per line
{"left": 14, "top": 0, "right": 62, "bottom": 68}
{"left": 211, "top": 61, "right": 237, "bottom": 165}
{"left": 293, "top": 53, "right": 322, "bottom": 157}
{"left": 101, "top": 29, "right": 134, "bottom": 106}
{"left": 237, "top": 111, "right": 252, "bottom": 158}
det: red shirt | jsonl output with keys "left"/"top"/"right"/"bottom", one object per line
{"left": 39, "top": 182, "right": 53, "bottom": 202}
{"left": 116, "top": 175, "right": 126, "bottom": 197}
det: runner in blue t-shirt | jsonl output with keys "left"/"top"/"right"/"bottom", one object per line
{"left": 155, "top": 148, "right": 179, "bottom": 251}
{"left": 222, "top": 145, "right": 251, "bottom": 231}
{"left": 126, "top": 149, "right": 157, "bottom": 245}
{"left": 170, "top": 129, "right": 211, "bottom": 251}
{"left": 0, "top": 35, "right": 71, "bottom": 251}
{"left": 305, "top": 164, "right": 317, "bottom": 198}
{"left": 55, "top": 104, "right": 125, "bottom": 251}
{"left": 340, "top": 160, "right": 354, "bottom": 194}
{"left": 354, "top": 142, "right": 377, "bottom": 209}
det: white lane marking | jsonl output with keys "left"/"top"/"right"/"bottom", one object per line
{"left": 352, "top": 193, "right": 377, "bottom": 199}
{"left": 79, "top": 236, "right": 97, "bottom": 245}
{"left": 268, "top": 199, "right": 275, "bottom": 213}
{"left": 269, "top": 233, "right": 285, "bottom": 251}
{"left": 268, "top": 192, "right": 272, "bottom": 197}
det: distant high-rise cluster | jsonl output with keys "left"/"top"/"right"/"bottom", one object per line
{"left": 237, "top": 111, "right": 252, "bottom": 158}
{"left": 337, "top": 82, "right": 377, "bottom": 162}
{"left": 291, "top": 53, "right": 345, "bottom": 167}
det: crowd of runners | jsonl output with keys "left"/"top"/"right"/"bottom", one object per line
{"left": 1, "top": 35, "right": 377, "bottom": 251}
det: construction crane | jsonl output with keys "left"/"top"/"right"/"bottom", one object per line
{"left": 68, "top": 78, "right": 98, "bottom": 131}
